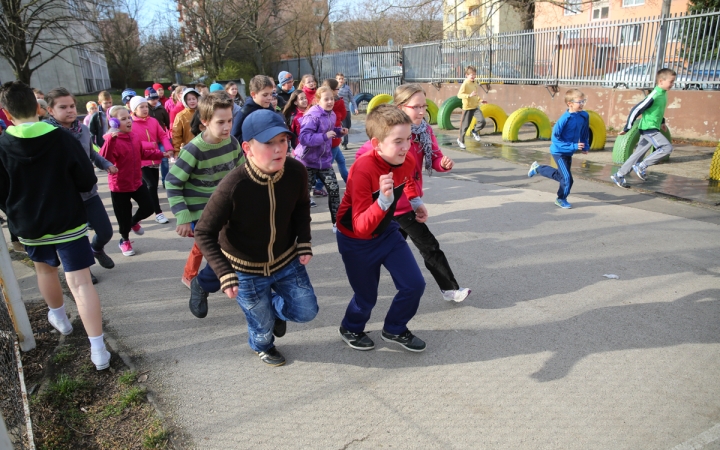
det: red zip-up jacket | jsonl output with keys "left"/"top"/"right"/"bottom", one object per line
{"left": 336, "top": 149, "right": 420, "bottom": 239}
{"left": 331, "top": 96, "right": 347, "bottom": 148}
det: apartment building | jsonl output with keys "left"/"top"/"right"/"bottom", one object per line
{"left": 535, "top": 0, "right": 689, "bottom": 28}
{"left": 443, "top": 0, "right": 524, "bottom": 39}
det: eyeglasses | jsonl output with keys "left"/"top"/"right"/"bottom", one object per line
{"left": 572, "top": 100, "right": 587, "bottom": 105}
{"left": 403, "top": 104, "right": 428, "bottom": 112}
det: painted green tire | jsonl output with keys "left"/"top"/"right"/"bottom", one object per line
{"left": 612, "top": 121, "right": 671, "bottom": 164}
{"left": 366, "top": 94, "right": 393, "bottom": 114}
{"left": 586, "top": 110, "right": 607, "bottom": 151}
{"left": 502, "top": 107, "right": 552, "bottom": 142}
{"left": 438, "top": 96, "right": 463, "bottom": 130}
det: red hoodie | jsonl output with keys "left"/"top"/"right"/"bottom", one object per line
{"left": 99, "top": 131, "right": 164, "bottom": 193}
{"left": 336, "top": 149, "right": 419, "bottom": 239}
{"left": 331, "top": 97, "right": 347, "bottom": 148}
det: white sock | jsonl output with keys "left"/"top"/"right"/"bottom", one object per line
{"left": 88, "top": 334, "right": 105, "bottom": 351}
{"left": 48, "top": 304, "right": 67, "bottom": 322}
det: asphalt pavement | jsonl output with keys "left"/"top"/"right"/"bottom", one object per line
{"left": 7, "top": 124, "right": 720, "bottom": 449}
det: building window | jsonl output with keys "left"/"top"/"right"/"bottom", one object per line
{"left": 620, "top": 24, "right": 642, "bottom": 44}
{"left": 622, "top": 0, "right": 644, "bottom": 6}
{"left": 592, "top": 1, "right": 609, "bottom": 20}
{"left": 565, "top": 0, "right": 581, "bottom": 15}
{"left": 469, "top": 6, "right": 480, "bottom": 16}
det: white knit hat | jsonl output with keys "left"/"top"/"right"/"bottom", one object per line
{"left": 129, "top": 96, "right": 148, "bottom": 113}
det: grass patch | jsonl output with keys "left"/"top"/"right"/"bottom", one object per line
{"left": 46, "top": 373, "right": 89, "bottom": 402}
{"left": 118, "top": 370, "right": 137, "bottom": 386}
{"left": 143, "top": 420, "right": 170, "bottom": 449}
{"left": 119, "top": 386, "right": 146, "bottom": 408}
{"left": 51, "top": 345, "right": 77, "bottom": 365}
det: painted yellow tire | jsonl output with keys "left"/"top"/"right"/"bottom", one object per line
{"left": 709, "top": 142, "right": 720, "bottom": 181}
{"left": 466, "top": 103, "right": 508, "bottom": 136}
{"left": 426, "top": 99, "right": 438, "bottom": 125}
{"left": 366, "top": 94, "right": 393, "bottom": 114}
{"left": 502, "top": 107, "right": 552, "bottom": 142}
{"left": 586, "top": 110, "right": 607, "bottom": 151}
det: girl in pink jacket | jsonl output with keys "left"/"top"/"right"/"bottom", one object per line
{"left": 355, "top": 84, "right": 471, "bottom": 303}
{"left": 129, "top": 96, "right": 175, "bottom": 224}
{"left": 100, "top": 106, "right": 172, "bottom": 256}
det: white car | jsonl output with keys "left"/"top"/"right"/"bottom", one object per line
{"left": 602, "top": 64, "right": 653, "bottom": 89}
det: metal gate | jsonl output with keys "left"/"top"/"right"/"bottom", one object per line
{"left": 357, "top": 45, "right": 403, "bottom": 96}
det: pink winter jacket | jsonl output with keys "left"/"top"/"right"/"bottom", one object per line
{"left": 99, "top": 131, "right": 164, "bottom": 193}
{"left": 130, "top": 115, "right": 174, "bottom": 167}
{"left": 355, "top": 123, "right": 449, "bottom": 215}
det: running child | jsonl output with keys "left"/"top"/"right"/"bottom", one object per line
{"left": 0, "top": 81, "right": 111, "bottom": 370}
{"left": 225, "top": 81, "right": 244, "bottom": 107}
{"left": 231, "top": 75, "right": 274, "bottom": 142}
{"left": 89, "top": 90, "right": 113, "bottom": 147}
{"left": 281, "top": 89, "right": 308, "bottom": 150}
{"left": 611, "top": 68, "right": 676, "bottom": 188}
{"left": 100, "top": 106, "right": 172, "bottom": 256}
{"left": 528, "top": 88, "right": 589, "bottom": 209}
{"left": 84, "top": 101, "right": 97, "bottom": 127}
{"left": 172, "top": 87, "right": 201, "bottom": 153}
{"left": 194, "top": 109, "right": 318, "bottom": 367}
{"left": 129, "top": 96, "right": 174, "bottom": 224}
{"left": 336, "top": 104, "right": 427, "bottom": 352}
{"left": 294, "top": 86, "right": 346, "bottom": 231}
{"left": 456, "top": 65, "right": 486, "bottom": 149}
{"left": 356, "top": 84, "right": 471, "bottom": 302}
{"left": 276, "top": 71, "right": 295, "bottom": 108}
{"left": 299, "top": 74, "right": 317, "bottom": 102}
{"left": 336, "top": 73, "right": 358, "bottom": 150}
{"left": 146, "top": 87, "right": 172, "bottom": 188}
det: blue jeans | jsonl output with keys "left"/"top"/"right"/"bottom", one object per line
{"left": 235, "top": 258, "right": 318, "bottom": 352}
{"left": 160, "top": 157, "right": 169, "bottom": 186}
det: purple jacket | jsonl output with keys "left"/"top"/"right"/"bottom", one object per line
{"left": 294, "top": 105, "right": 342, "bottom": 169}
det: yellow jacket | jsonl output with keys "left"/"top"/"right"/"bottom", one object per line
{"left": 172, "top": 108, "right": 196, "bottom": 150}
{"left": 457, "top": 78, "right": 480, "bottom": 110}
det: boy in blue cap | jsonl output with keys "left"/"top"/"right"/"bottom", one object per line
{"left": 194, "top": 109, "right": 317, "bottom": 367}
{"left": 121, "top": 89, "right": 136, "bottom": 109}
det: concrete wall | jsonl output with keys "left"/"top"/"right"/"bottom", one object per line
{"left": 0, "top": 47, "right": 86, "bottom": 95}
{"left": 419, "top": 82, "right": 720, "bottom": 141}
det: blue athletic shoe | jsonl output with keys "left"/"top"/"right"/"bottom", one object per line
{"left": 555, "top": 198, "right": 572, "bottom": 209}
{"left": 528, "top": 161, "right": 540, "bottom": 177}
{"left": 632, "top": 164, "right": 647, "bottom": 181}
{"left": 610, "top": 173, "right": 628, "bottom": 188}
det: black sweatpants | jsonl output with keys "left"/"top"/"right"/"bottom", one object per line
{"left": 141, "top": 166, "right": 162, "bottom": 214}
{"left": 458, "top": 108, "right": 486, "bottom": 143}
{"left": 110, "top": 184, "right": 154, "bottom": 241}
{"left": 395, "top": 210, "right": 459, "bottom": 291}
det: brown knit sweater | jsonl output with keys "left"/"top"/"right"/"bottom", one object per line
{"left": 194, "top": 157, "right": 312, "bottom": 291}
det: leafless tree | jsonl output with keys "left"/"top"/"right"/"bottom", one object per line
{"left": 0, "top": 0, "right": 100, "bottom": 84}
{"left": 283, "top": 0, "right": 337, "bottom": 77}
{"left": 145, "top": 13, "right": 185, "bottom": 82}
{"left": 235, "top": 0, "right": 289, "bottom": 74}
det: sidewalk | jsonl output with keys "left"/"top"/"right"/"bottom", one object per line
{"left": 434, "top": 125, "right": 720, "bottom": 207}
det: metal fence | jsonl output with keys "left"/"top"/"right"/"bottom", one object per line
{"left": 271, "top": 9, "right": 720, "bottom": 92}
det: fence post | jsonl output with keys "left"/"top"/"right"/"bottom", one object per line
{"left": 0, "top": 237, "right": 36, "bottom": 352}
{"left": 655, "top": 0, "right": 672, "bottom": 74}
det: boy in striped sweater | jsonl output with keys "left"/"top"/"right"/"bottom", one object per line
{"left": 166, "top": 92, "right": 244, "bottom": 317}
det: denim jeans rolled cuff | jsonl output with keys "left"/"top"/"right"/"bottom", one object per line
{"left": 235, "top": 258, "right": 318, "bottom": 352}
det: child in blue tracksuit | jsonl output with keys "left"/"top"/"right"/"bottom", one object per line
{"left": 527, "top": 89, "right": 589, "bottom": 209}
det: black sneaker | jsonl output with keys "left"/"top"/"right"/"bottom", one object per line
{"left": 381, "top": 329, "right": 426, "bottom": 352}
{"left": 189, "top": 277, "right": 209, "bottom": 318}
{"left": 256, "top": 347, "right": 286, "bottom": 366}
{"left": 93, "top": 249, "right": 115, "bottom": 269}
{"left": 273, "top": 318, "right": 286, "bottom": 338}
{"left": 339, "top": 326, "right": 375, "bottom": 350}
{"left": 90, "top": 271, "right": 98, "bottom": 285}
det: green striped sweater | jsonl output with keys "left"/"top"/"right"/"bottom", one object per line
{"left": 166, "top": 134, "right": 244, "bottom": 225}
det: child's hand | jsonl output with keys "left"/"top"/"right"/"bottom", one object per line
{"left": 224, "top": 286, "right": 238, "bottom": 299}
{"left": 379, "top": 172, "right": 394, "bottom": 198}
{"left": 415, "top": 204, "right": 429, "bottom": 223}
{"left": 341, "top": 128, "right": 349, "bottom": 135}
{"left": 107, "top": 165, "right": 118, "bottom": 174}
{"left": 440, "top": 156, "right": 454, "bottom": 170}
{"left": 176, "top": 223, "right": 193, "bottom": 237}
{"left": 163, "top": 151, "right": 174, "bottom": 158}
{"left": 618, "top": 130, "right": 626, "bottom": 135}
{"left": 299, "top": 255, "right": 312, "bottom": 265}
{"left": 469, "top": 91, "right": 477, "bottom": 97}
{"left": 481, "top": 99, "right": 488, "bottom": 104}
{"left": 326, "top": 131, "right": 336, "bottom": 139}
{"left": 661, "top": 123, "right": 668, "bottom": 132}
{"left": 582, "top": 150, "right": 588, "bottom": 154}
{"left": 577, "top": 142, "right": 585, "bottom": 150}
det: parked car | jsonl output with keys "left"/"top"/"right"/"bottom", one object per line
{"left": 602, "top": 64, "right": 653, "bottom": 88}
{"left": 687, "top": 60, "right": 720, "bottom": 90}
{"left": 433, "top": 63, "right": 455, "bottom": 78}
{"left": 379, "top": 65, "right": 403, "bottom": 77}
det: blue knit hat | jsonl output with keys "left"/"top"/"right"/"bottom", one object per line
{"left": 121, "top": 89, "right": 136, "bottom": 105}
{"left": 209, "top": 83, "right": 224, "bottom": 92}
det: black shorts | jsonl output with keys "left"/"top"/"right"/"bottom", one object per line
{"left": 25, "top": 236, "right": 95, "bottom": 272}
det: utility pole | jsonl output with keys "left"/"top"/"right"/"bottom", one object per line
{"left": 654, "top": 0, "right": 672, "bottom": 74}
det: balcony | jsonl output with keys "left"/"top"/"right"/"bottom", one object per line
{"left": 465, "top": 0, "right": 483, "bottom": 8}
{"left": 464, "top": 14, "right": 485, "bottom": 27}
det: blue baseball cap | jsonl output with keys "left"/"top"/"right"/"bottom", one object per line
{"left": 121, "top": 89, "right": 136, "bottom": 105}
{"left": 242, "top": 109, "right": 294, "bottom": 143}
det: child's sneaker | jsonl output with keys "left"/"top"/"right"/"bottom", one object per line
{"left": 332, "top": 224, "right": 337, "bottom": 234}
{"left": 91, "top": 348, "right": 111, "bottom": 370}
{"left": 456, "top": 138, "right": 466, "bottom": 149}
{"left": 610, "top": 173, "right": 628, "bottom": 188}
{"left": 339, "top": 326, "right": 375, "bottom": 350}
{"left": 632, "top": 164, "right": 647, "bottom": 181}
{"left": 313, "top": 188, "right": 328, "bottom": 197}
{"left": 93, "top": 249, "right": 115, "bottom": 269}
{"left": 471, "top": 130, "right": 481, "bottom": 142}
{"left": 381, "top": 329, "right": 426, "bottom": 352}
{"left": 528, "top": 161, "right": 540, "bottom": 177}
{"left": 310, "top": 198, "right": 317, "bottom": 208}
{"left": 441, "top": 288, "right": 471, "bottom": 302}
{"left": 48, "top": 311, "right": 73, "bottom": 335}
{"left": 131, "top": 223, "right": 144, "bottom": 235}
{"left": 255, "top": 347, "right": 286, "bottom": 366}
{"left": 189, "top": 277, "right": 209, "bottom": 318}
{"left": 155, "top": 213, "right": 169, "bottom": 224}
{"left": 555, "top": 198, "right": 572, "bottom": 209}
{"left": 118, "top": 240, "right": 135, "bottom": 256}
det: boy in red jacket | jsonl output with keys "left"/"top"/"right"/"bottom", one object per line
{"left": 336, "top": 104, "right": 428, "bottom": 353}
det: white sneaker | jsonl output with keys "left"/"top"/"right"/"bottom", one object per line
{"left": 91, "top": 348, "right": 111, "bottom": 370}
{"left": 332, "top": 224, "right": 337, "bottom": 234}
{"left": 48, "top": 311, "right": 73, "bottom": 335}
{"left": 472, "top": 131, "right": 481, "bottom": 142}
{"left": 441, "top": 288, "right": 471, "bottom": 303}
{"left": 155, "top": 213, "right": 169, "bottom": 224}
{"left": 456, "top": 138, "right": 466, "bottom": 149}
